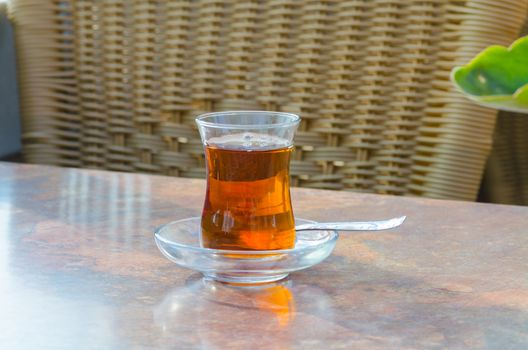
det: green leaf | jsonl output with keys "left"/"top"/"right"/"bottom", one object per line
{"left": 451, "top": 35, "right": 528, "bottom": 113}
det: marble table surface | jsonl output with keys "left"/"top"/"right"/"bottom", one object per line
{"left": 1, "top": 162, "right": 527, "bottom": 349}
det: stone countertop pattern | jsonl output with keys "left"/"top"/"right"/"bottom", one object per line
{"left": 0, "top": 162, "right": 527, "bottom": 349}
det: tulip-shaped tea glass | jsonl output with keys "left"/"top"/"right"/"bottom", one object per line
{"left": 196, "top": 111, "right": 300, "bottom": 251}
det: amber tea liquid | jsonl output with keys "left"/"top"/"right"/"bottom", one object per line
{"left": 201, "top": 133, "right": 295, "bottom": 250}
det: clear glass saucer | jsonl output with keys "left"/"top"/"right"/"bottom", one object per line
{"left": 154, "top": 217, "right": 338, "bottom": 284}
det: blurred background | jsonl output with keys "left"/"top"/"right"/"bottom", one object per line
{"left": 1, "top": 0, "right": 527, "bottom": 205}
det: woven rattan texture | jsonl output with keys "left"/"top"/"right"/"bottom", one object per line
{"left": 10, "top": 0, "right": 528, "bottom": 200}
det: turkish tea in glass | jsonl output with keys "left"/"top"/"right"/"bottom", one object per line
{"left": 196, "top": 111, "right": 300, "bottom": 251}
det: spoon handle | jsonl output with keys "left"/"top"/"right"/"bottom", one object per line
{"left": 295, "top": 216, "right": 406, "bottom": 232}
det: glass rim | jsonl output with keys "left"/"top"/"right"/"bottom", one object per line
{"left": 195, "top": 110, "right": 300, "bottom": 129}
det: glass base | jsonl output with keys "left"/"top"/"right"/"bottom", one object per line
{"left": 202, "top": 272, "right": 289, "bottom": 285}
